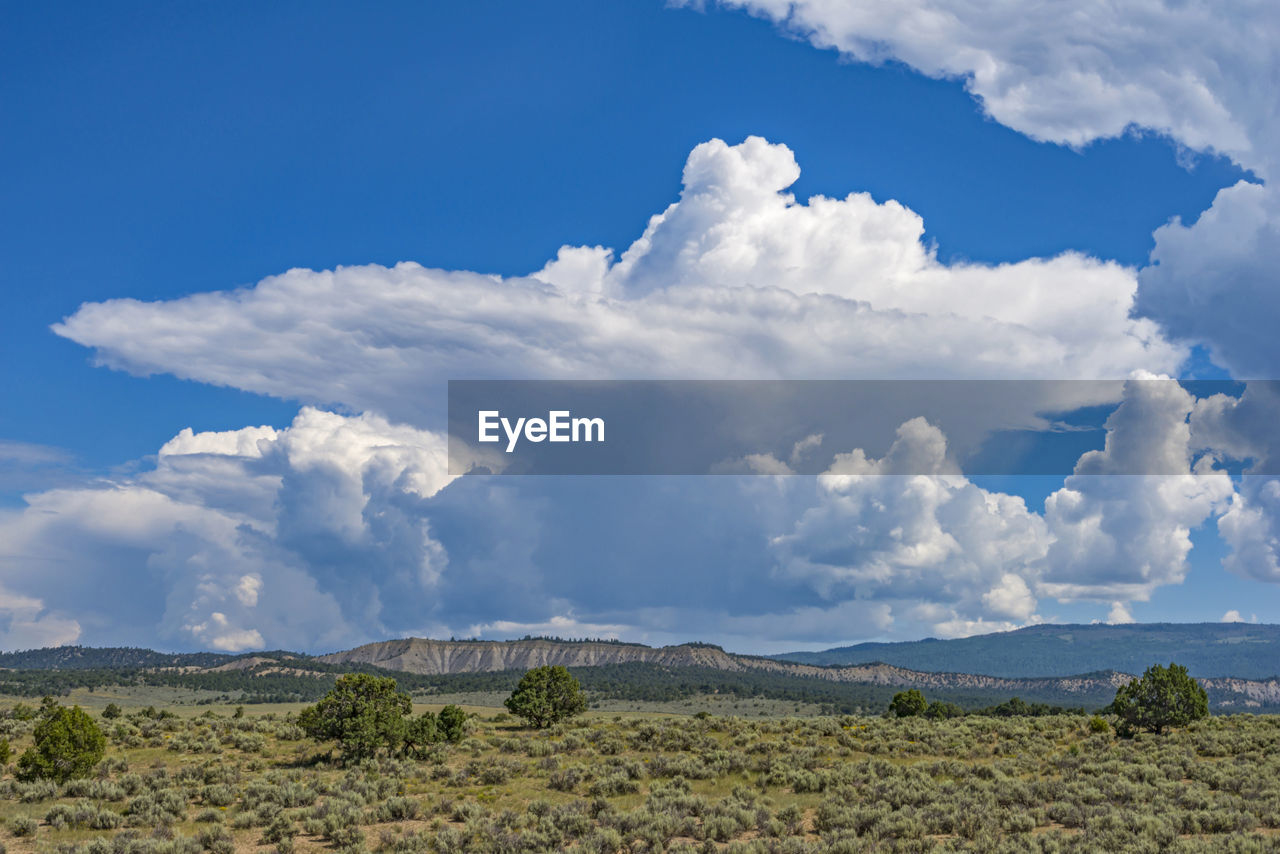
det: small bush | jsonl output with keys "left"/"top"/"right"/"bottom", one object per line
{"left": 10, "top": 815, "right": 37, "bottom": 837}
{"left": 196, "top": 826, "right": 236, "bottom": 854}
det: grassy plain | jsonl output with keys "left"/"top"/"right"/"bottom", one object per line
{"left": 1, "top": 690, "right": 1279, "bottom": 853}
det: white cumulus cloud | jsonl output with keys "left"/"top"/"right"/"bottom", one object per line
{"left": 692, "top": 0, "right": 1274, "bottom": 168}
{"left": 771, "top": 418, "right": 1050, "bottom": 636}
{"left": 1106, "top": 602, "right": 1135, "bottom": 625}
{"left": 1136, "top": 182, "right": 1280, "bottom": 377}
{"left": 771, "top": 377, "right": 1236, "bottom": 638}
{"left": 0, "top": 585, "right": 81, "bottom": 649}
{"left": 1039, "top": 376, "right": 1233, "bottom": 603}
{"left": 0, "top": 409, "right": 454, "bottom": 651}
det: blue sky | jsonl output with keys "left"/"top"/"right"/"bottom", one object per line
{"left": 2, "top": 0, "right": 1279, "bottom": 653}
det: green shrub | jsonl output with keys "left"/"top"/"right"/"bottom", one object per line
{"left": 376, "top": 796, "right": 420, "bottom": 821}
{"left": 505, "top": 667, "right": 588, "bottom": 729}
{"left": 16, "top": 704, "right": 106, "bottom": 783}
{"left": 404, "top": 711, "right": 439, "bottom": 756}
{"left": 196, "top": 826, "right": 235, "bottom": 854}
{"left": 261, "top": 814, "right": 297, "bottom": 845}
{"left": 9, "top": 815, "right": 37, "bottom": 837}
{"left": 888, "top": 690, "right": 927, "bottom": 718}
{"left": 925, "top": 701, "right": 964, "bottom": 720}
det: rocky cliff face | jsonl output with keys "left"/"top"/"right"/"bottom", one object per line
{"left": 1202, "top": 677, "right": 1280, "bottom": 707}
{"left": 319, "top": 638, "right": 740, "bottom": 674}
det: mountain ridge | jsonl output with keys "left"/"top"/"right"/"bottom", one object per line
{"left": 0, "top": 646, "right": 236, "bottom": 671}
{"left": 314, "top": 635, "right": 1280, "bottom": 709}
{"left": 770, "top": 622, "right": 1280, "bottom": 679}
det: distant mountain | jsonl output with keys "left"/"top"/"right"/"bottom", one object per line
{"left": 315, "top": 636, "right": 1280, "bottom": 711}
{"left": 0, "top": 646, "right": 234, "bottom": 670}
{"left": 772, "top": 623, "right": 1280, "bottom": 679}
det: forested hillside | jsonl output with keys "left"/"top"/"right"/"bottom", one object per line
{"left": 0, "top": 646, "right": 234, "bottom": 670}
{"left": 776, "top": 623, "right": 1280, "bottom": 678}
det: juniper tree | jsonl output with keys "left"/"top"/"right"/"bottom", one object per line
{"left": 505, "top": 666, "right": 588, "bottom": 728}
{"left": 1111, "top": 662, "right": 1209, "bottom": 735}
{"left": 299, "top": 673, "right": 411, "bottom": 760}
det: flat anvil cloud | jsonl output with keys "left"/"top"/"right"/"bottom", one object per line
{"left": 54, "top": 137, "right": 1179, "bottom": 429}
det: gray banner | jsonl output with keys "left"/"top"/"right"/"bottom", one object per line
{"left": 447, "top": 379, "right": 1274, "bottom": 476}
